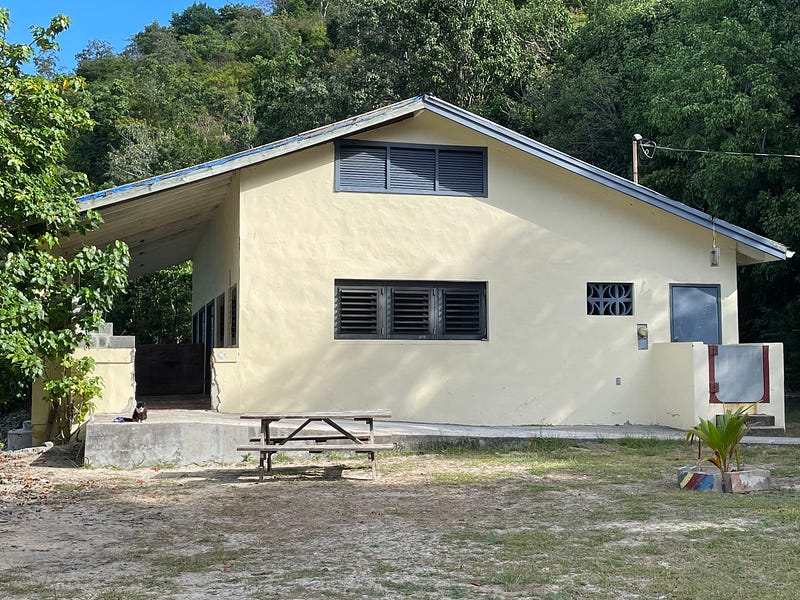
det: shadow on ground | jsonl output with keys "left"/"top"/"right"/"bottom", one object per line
{"left": 150, "top": 463, "right": 378, "bottom": 483}
{"left": 30, "top": 442, "right": 83, "bottom": 468}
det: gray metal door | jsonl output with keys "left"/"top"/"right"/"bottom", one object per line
{"left": 670, "top": 284, "right": 721, "bottom": 344}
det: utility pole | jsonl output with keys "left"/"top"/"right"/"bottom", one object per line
{"left": 632, "top": 134, "right": 642, "bottom": 185}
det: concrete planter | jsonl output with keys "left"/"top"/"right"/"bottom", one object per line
{"left": 678, "top": 464, "right": 770, "bottom": 493}
{"left": 723, "top": 468, "right": 771, "bottom": 494}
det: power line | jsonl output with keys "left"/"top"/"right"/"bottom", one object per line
{"left": 637, "top": 139, "right": 800, "bottom": 160}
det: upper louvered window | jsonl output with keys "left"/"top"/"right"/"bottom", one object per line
{"left": 335, "top": 141, "right": 487, "bottom": 197}
{"left": 334, "top": 280, "right": 486, "bottom": 340}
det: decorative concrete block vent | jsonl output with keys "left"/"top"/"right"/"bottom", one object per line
{"left": 678, "top": 465, "right": 770, "bottom": 493}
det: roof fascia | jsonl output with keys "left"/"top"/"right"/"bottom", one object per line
{"left": 78, "top": 96, "right": 426, "bottom": 210}
{"left": 421, "top": 95, "right": 789, "bottom": 261}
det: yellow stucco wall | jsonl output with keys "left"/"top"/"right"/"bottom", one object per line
{"left": 203, "top": 110, "right": 749, "bottom": 426}
{"left": 31, "top": 347, "right": 135, "bottom": 445}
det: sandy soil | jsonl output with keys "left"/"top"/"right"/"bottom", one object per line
{"left": 5, "top": 443, "right": 799, "bottom": 600}
{"left": 0, "top": 444, "right": 550, "bottom": 600}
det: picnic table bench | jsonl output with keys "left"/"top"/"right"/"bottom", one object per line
{"left": 238, "top": 410, "right": 393, "bottom": 480}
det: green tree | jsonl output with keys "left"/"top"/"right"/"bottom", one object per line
{"left": 0, "top": 10, "right": 129, "bottom": 439}
{"left": 106, "top": 262, "right": 193, "bottom": 344}
{"left": 255, "top": 0, "right": 574, "bottom": 141}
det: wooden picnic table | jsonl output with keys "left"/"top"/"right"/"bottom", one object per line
{"left": 238, "top": 410, "right": 393, "bottom": 480}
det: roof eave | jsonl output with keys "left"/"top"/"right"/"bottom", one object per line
{"left": 78, "top": 95, "right": 427, "bottom": 210}
{"left": 77, "top": 93, "right": 789, "bottom": 263}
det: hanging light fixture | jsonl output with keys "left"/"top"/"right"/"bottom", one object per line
{"left": 710, "top": 217, "right": 720, "bottom": 267}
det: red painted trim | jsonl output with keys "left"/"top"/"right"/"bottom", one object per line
{"left": 708, "top": 345, "right": 720, "bottom": 403}
{"left": 760, "top": 345, "right": 771, "bottom": 404}
{"left": 708, "top": 345, "right": 770, "bottom": 404}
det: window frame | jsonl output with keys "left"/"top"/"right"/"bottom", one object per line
{"left": 334, "top": 140, "right": 488, "bottom": 197}
{"left": 335, "top": 279, "right": 487, "bottom": 341}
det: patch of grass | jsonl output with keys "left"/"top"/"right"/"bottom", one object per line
{"left": 96, "top": 591, "right": 152, "bottom": 600}
{"left": 617, "top": 437, "right": 683, "bottom": 453}
{"left": 525, "top": 481, "right": 567, "bottom": 493}
{"left": 53, "top": 482, "right": 88, "bottom": 493}
{"left": 523, "top": 437, "right": 574, "bottom": 452}
{"left": 0, "top": 576, "right": 74, "bottom": 600}
{"left": 415, "top": 439, "right": 508, "bottom": 454}
{"left": 371, "top": 562, "right": 397, "bottom": 576}
{"left": 155, "top": 548, "right": 254, "bottom": 574}
{"left": 489, "top": 565, "right": 547, "bottom": 590}
{"left": 382, "top": 580, "right": 431, "bottom": 595}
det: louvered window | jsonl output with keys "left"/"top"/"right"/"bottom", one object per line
{"left": 335, "top": 280, "right": 486, "bottom": 340}
{"left": 338, "top": 145, "right": 387, "bottom": 190}
{"left": 336, "top": 287, "right": 381, "bottom": 337}
{"left": 390, "top": 288, "right": 432, "bottom": 336}
{"left": 335, "top": 141, "right": 487, "bottom": 197}
{"left": 442, "top": 288, "right": 482, "bottom": 335}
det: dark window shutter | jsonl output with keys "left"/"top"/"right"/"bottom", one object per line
{"left": 390, "top": 288, "right": 432, "bottom": 337}
{"left": 335, "top": 280, "right": 487, "bottom": 340}
{"left": 438, "top": 150, "right": 486, "bottom": 196}
{"left": 442, "top": 288, "right": 484, "bottom": 338}
{"left": 389, "top": 147, "right": 436, "bottom": 192}
{"left": 336, "top": 287, "right": 380, "bottom": 336}
{"left": 230, "top": 285, "right": 238, "bottom": 345}
{"left": 339, "top": 145, "right": 387, "bottom": 190}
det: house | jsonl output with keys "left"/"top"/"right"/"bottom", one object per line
{"left": 30, "top": 95, "right": 790, "bottom": 443}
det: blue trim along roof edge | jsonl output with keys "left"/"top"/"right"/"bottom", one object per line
{"left": 78, "top": 93, "right": 789, "bottom": 261}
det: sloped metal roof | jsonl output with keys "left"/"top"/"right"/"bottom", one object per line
{"left": 73, "top": 94, "right": 789, "bottom": 277}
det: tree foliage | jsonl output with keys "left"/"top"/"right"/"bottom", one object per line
{"left": 105, "top": 262, "right": 193, "bottom": 344}
{"left": 64, "top": 0, "right": 800, "bottom": 388}
{"left": 0, "top": 10, "right": 129, "bottom": 432}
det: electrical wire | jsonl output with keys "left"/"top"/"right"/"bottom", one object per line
{"left": 638, "top": 138, "right": 800, "bottom": 160}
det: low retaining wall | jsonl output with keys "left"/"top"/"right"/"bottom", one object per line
{"left": 85, "top": 419, "right": 254, "bottom": 467}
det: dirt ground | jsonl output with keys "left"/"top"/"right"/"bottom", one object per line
{"left": 1, "top": 444, "right": 549, "bottom": 600}
{"left": 3, "top": 442, "right": 800, "bottom": 600}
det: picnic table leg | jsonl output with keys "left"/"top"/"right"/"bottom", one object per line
{"left": 264, "top": 419, "right": 274, "bottom": 480}
{"left": 258, "top": 452, "right": 265, "bottom": 482}
{"left": 368, "top": 418, "right": 376, "bottom": 479}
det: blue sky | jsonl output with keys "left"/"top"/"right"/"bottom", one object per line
{"left": 4, "top": 1, "right": 260, "bottom": 72}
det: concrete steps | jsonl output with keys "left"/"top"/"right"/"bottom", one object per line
{"left": 745, "top": 414, "right": 785, "bottom": 437}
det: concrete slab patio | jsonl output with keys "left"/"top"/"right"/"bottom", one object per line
{"left": 82, "top": 410, "right": 799, "bottom": 468}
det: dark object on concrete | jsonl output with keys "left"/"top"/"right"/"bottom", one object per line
{"left": 132, "top": 403, "right": 148, "bottom": 422}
